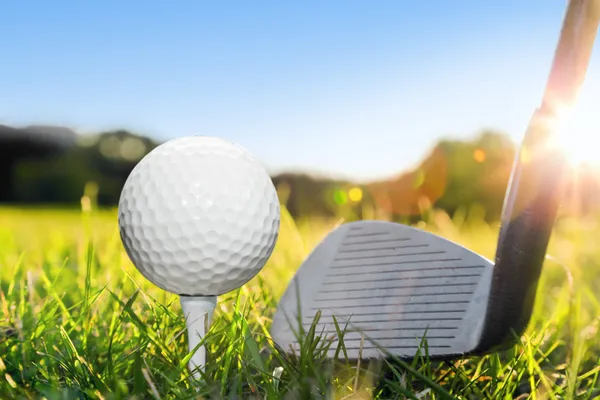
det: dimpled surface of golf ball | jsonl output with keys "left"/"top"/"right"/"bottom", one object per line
{"left": 118, "top": 136, "right": 280, "bottom": 296}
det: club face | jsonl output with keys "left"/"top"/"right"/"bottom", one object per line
{"left": 270, "top": 220, "right": 496, "bottom": 360}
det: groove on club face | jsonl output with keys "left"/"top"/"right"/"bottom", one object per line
{"left": 270, "top": 221, "right": 495, "bottom": 360}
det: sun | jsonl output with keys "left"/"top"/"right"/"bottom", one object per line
{"left": 554, "top": 90, "right": 599, "bottom": 167}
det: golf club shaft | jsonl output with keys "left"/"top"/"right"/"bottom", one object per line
{"left": 541, "top": 0, "right": 600, "bottom": 116}
{"left": 479, "top": 0, "right": 600, "bottom": 352}
{"left": 522, "top": 0, "right": 599, "bottom": 150}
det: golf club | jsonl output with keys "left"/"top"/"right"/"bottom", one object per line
{"left": 270, "top": 0, "right": 600, "bottom": 360}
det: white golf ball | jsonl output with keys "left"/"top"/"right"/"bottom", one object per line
{"left": 118, "top": 136, "right": 280, "bottom": 296}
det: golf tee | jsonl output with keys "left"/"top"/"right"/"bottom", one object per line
{"left": 180, "top": 295, "right": 217, "bottom": 379}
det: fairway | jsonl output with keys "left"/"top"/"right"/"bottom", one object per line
{"left": 0, "top": 206, "right": 599, "bottom": 399}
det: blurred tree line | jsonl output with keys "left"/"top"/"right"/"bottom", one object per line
{"left": 0, "top": 125, "right": 156, "bottom": 206}
{"left": 1, "top": 125, "right": 598, "bottom": 221}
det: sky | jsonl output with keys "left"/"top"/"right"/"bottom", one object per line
{"left": 1, "top": 1, "right": 599, "bottom": 181}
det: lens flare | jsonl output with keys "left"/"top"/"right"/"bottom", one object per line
{"left": 554, "top": 91, "right": 599, "bottom": 166}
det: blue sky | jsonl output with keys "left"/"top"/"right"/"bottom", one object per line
{"left": 1, "top": 1, "right": 598, "bottom": 181}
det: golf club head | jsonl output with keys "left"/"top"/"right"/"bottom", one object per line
{"left": 269, "top": 117, "right": 568, "bottom": 362}
{"left": 269, "top": 113, "right": 567, "bottom": 361}
{"left": 270, "top": 220, "right": 497, "bottom": 360}
{"left": 271, "top": 108, "right": 566, "bottom": 359}
{"left": 270, "top": 0, "right": 599, "bottom": 361}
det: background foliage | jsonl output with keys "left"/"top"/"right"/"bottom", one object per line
{"left": 3, "top": 125, "right": 599, "bottom": 222}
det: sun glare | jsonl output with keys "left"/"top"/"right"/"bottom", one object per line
{"left": 555, "top": 92, "right": 599, "bottom": 166}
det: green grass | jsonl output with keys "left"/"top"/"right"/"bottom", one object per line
{"left": 0, "top": 205, "right": 599, "bottom": 399}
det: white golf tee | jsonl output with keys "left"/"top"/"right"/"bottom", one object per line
{"left": 180, "top": 295, "right": 217, "bottom": 379}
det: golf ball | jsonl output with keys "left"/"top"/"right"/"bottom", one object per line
{"left": 118, "top": 136, "right": 280, "bottom": 296}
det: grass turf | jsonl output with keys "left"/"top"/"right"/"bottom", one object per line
{"left": 0, "top": 206, "right": 599, "bottom": 399}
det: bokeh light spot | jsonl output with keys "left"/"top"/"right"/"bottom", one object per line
{"left": 333, "top": 190, "right": 348, "bottom": 205}
{"left": 473, "top": 149, "right": 486, "bottom": 163}
{"left": 348, "top": 187, "right": 363, "bottom": 202}
{"left": 99, "top": 136, "right": 121, "bottom": 159}
{"left": 120, "top": 137, "right": 147, "bottom": 161}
